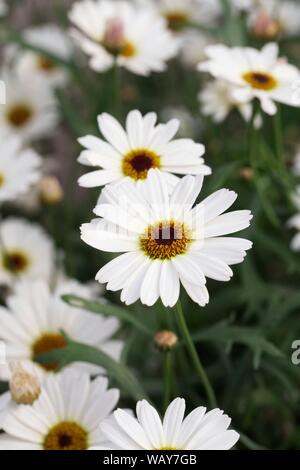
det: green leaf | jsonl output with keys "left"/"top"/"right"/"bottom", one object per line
{"left": 62, "top": 294, "right": 153, "bottom": 336}
{"left": 37, "top": 335, "right": 148, "bottom": 402}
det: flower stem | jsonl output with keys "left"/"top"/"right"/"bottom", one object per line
{"left": 175, "top": 301, "right": 217, "bottom": 408}
{"left": 112, "top": 61, "right": 121, "bottom": 118}
{"left": 163, "top": 351, "right": 172, "bottom": 411}
{"left": 273, "top": 105, "right": 284, "bottom": 163}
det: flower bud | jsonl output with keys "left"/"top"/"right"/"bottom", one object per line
{"left": 9, "top": 363, "right": 41, "bottom": 405}
{"left": 240, "top": 167, "right": 254, "bottom": 181}
{"left": 39, "top": 176, "right": 63, "bottom": 205}
{"left": 154, "top": 330, "right": 178, "bottom": 351}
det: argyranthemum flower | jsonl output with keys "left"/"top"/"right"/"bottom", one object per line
{"left": 81, "top": 169, "right": 252, "bottom": 307}
{"left": 11, "top": 24, "right": 73, "bottom": 88}
{"left": 199, "top": 79, "right": 262, "bottom": 127}
{"left": 78, "top": 110, "right": 211, "bottom": 189}
{"left": 69, "top": 0, "right": 179, "bottom": 76}
{"left": 0, "top": 69, "right": 59, "bottom": 142}
{"left": 248, "top": 0, "right": 300, "bottom": 39}
{"left": 198, "top": 42, "right": 300, "bottom": 115}
{"left": 0, "top": 279, "right": 123, "bottom": 381}
{"left": 0, "top": 218, "right": 54, "bottom": 287}
{"left": 0, "top": 136, "right": 41, "bottom": 203}
{"left": 0, "top": 369, "right": 119, "bottom": 450}
{"left": 97, "top": 397, "right": 239, "bottom": 450}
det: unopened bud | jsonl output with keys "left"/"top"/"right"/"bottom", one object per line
{"left": 9, "top": 363, "right": 41, "bottom": 405}
{"left": 240, "top": 167, "right": 254, "bottom": 181}
{"left": 39, "top": 176, "right": 63, "bottom": 205}
{"left": 154, "top": 330, "right": 178, "bottom": 351}
{"left": 252, "top": 10, "right": 281, "bottom": 38}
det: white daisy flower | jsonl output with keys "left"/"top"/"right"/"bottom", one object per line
{"left": 0, "top": 369, "right": 119, "bottom": 450}
{"left": 199, "top": 42, "right": 300, "bottom": 115}
{"left": 0, "top": 136, "right": 41, "bottom": 203}
{"left": 248, "top": 0, "right": 300, "bottom": 39}
{"left": 0, "top": 218, "right": 54, "bottom": 287}
{"left": 81, "top": 169, "right": 252, "bottom": 307}
{"left": 0, "top": 69, "right": 59, "bottom": 142}
{"left": 0, "top": 279, "right": 123, "bottom": 381}
{"left": 69, "top": 0, "right": 179, "bottom": 76}
{"left": 229, "top": 0, "right": 254, "bottom": 13}
{"left": 287, "top": 186, "right": 300, "bottom": 251}
{"left": 199, "top": 79, "right": 262, "bottom": 127}
{"left": 78, "top": 110, "right": 211, "bottom": 189}
{"left": 11, "top": 24, "right": 73, "bottom": 88}
{"left": 98, "top": 397, "right": 239, "bottom": 450}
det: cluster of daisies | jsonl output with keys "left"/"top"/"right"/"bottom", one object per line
{"left": 0, "top": 0, "right": 300, "bottom": 451}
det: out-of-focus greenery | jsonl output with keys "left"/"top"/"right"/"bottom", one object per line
{"left": 1, "top": 0, "right": 300, "bottom": 450}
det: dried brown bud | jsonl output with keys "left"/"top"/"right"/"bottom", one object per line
{"left": 39, "top": 176, "right": 63, "bottom": 205}
{"left": 9, "top": 363, "right": 41, "bottom": 405}
{"left": 154, "top": 330, "right": 178, "bottom": 351}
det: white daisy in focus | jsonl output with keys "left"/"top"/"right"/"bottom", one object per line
{"left": 248, "top": 0, "right": 300, "bottom": 39}
{"left": 0, "top": 136, "right": 41, "bottom": 203}
{"left": 81, "top": 169, "right": 252, "bottom": 307}
{"left": 199, "top": 79, "right": 262, "bottom": 127}
{"left": 0, "top": 279, "right": 123, "bottom": 381}
{"left": 11, "top": 25, "right": 73, "bottom": 88}
{"left": 0, "top": 218, "right": 54, "bottom": 287}
{"left": 0, "top": 369, "right": 119, "bottom": 450}
{"left": 199, "top": 42, "right": 300, "bottom": 115}
{"left": 97, "top": 397, "right": 239, "bottom": 450}
{"left": 287, "top": 186, "right": 300, "bottom": 251}
{"left": 0, "top": 69, "right": 59, "bottom": 142}
{"left": 69, "top": 0, "right": 179, "bottom": 76}
{"left": 78, "top": 110, "right": 211, "bottom": 189}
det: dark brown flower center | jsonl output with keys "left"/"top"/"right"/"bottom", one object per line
{"left": 37, "top": 55, "right": 57, "bottom": 72}
{"left": 140, "top": 221, "right": 191, "bottom": 260}
{"left": 122, "top": 148, "right": 161, "bottom": 180}
{"left": 6, "top": 103, "right": 33, "bottom": 128}
{"left": 165, "top": 11, "right": 189, "bottom": 31}
{"left": 43, "top": 421, "right": 88, "bottom": 450}
{"left": 3, "top": 251, "right": 30, "bottom": 274}
{"left": 242, "top": 71, "right": 277, "bottom": 90}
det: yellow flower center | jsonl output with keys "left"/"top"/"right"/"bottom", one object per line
{"left": 157, "top": 447, "right": 179, "bottom": 450}
{"left": 32, "top": 333, "right": 67, "bottom": 371}
{"left": 140, "top": 220, "right": 191, "bottom": 260}
{"left": 122, "top": 148, "right": 161, "bottom": 180}
{"left": 37, "top": 55, "right": 57, "bottom": 72}
{"left": 6, "top": 103, "right": 33, "bottom": 128}
{"left": 165, "top": 11, "right": 189, "bottom": 31}
{"left": 43, "top": 421, "right": 88, "bottom": 450}
{"left": 2, "top": 250, "right": 30, "bottom": 274}
{"left": 0, "top": 174, "right": 5, "bottom": 187}
{"left": 242, "top": 71, "right": 278, "bottom": 90}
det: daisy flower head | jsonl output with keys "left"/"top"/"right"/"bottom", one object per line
{"left": 0, "top": 69, "right": 59, "bottom": 142}
{"left": 69, "top": 0, "right": 180, "bottom": 76}
{"left": 287, "top": 186, "right": 300, "bottom": 251}
{"left": 0, "top": 369, "right": 119, "bottom": 450}
{"left": 99, "top": 397, "right": 239, "bottom": 450}
{"left": 0, "top": 136, "right": 41, "bottom": 203}
{"left": 81, "top": 169, "right": 252, "bottom": 307}
{"left": 0, "top": 218, "right": 54, "bottom": 287}
{"left": 11, "top": 24, "right": 73, "bottom": 88}
{"left": 199, "top": 42, "right": 300, "bottom": 116}
{"left": 0, "top": 279, "right": 123, "bottom": 381}
{"left": 78, "top": 110, "right": 211, "bottom": 189}
{"left": 248, "top": 0, "right": 300, "bottom": 39}
{"left": 199, "top": 79, "right": 262, "bottom": 127}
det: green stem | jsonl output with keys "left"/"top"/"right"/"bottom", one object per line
{"left": 163, "top": 351, "right": 172, "bottom": 411}
{"left": 175, "top": 301, "right": 217, "bottom": 408}
{"left": 112, "top": 62, "right": 122, "bottom": 118}
{"left": 274, "top": 106, "right": 284, "bottom": 164}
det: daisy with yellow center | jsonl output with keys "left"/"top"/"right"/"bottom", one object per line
{"left": 0, "top": 279, "right": 123, "bottom": 382}
{"left": 0, "top": 369, "right": 119, "bottom": 450}
{"left": 81, "top": 169, "right": 252, "bottom": 307}
{"left": 0, "top": 218, "right": 54, "bottom": 287}
{"left": 69, "top": 0, "right": 179, "bottom": 76}
{"left": 0, "top": 70, "right": 58, "bottom": 142}
{"left": 78, "top": 110, "right": 211, "bottom": 190}
{"left": 96, "top": 398, "right": 239, "bottom": 450}
{"left": 199, "top": 42, "right": 300, "bottom": 115}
